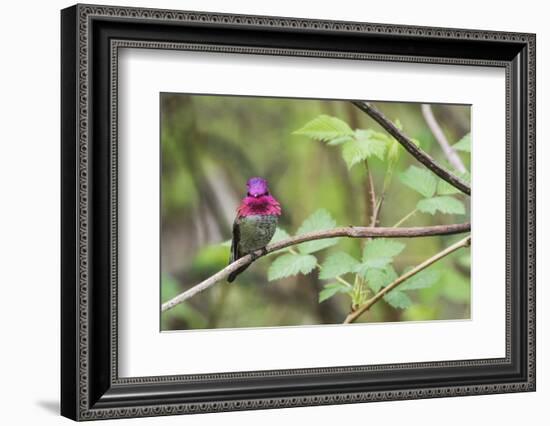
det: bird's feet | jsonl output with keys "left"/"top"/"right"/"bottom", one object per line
{"left": 251, "top": 247, "right": 268, "bottom": 261}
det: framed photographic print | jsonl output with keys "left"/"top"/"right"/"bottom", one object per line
{"left": 61, "top": 4, "right": 536, "bottom": 421}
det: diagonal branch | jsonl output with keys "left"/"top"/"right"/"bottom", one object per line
{"left": 344, "top": 235, "right": 471, "bottom": 324}
{"left": 351, "top": 101, "right": 471, "bottom": 196}
{"left": 421, "top": 104, "right": 466, "bottom": 174}
{"left": 162, "top": 223, "right": 471, "bottom": 312}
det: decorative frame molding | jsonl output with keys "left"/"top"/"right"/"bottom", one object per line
{"left": 61, "top": 3, "right": 535, "bottom": 421}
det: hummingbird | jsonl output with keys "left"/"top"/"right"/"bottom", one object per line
{"left": 228, "top": 177, "right": 282, "bottom": 282}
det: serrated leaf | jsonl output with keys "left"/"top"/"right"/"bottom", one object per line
{"left": 319, "top": 252, "right": 359, "bottom": 280}
{"left": 364, "top": 269, "right": 386, "bottom": 293}
{"left": 417, "top": 196, "right": 466, "bottom": 215}
{"left": 293, "top": 115, "right": 354, "bottom": 142}
{"left": 355, "top": 130, "right": 388, "bottom": 159}
{"left": 326, "top": 135, "right": 354, "bottom": 146}
{"left": 267, "top": 253, "right": 317, "bottom": 281}
{"left": 383, "top": 290, "right": 413, "bottom": 309}
{"left": 296, "top": 209, "right": 339, "bottom": 254}
{"left": 361, "top": 257, "right": 393, "bottom": 270}
{"left": 364, "top": 266, "right": 398, "bottom": 293}
{"left": 355, "top": 240, "right": 405, "bottom": 276}
{"left": 400, "top": 269, "right": 440, "bottom": 290}
{"left": 355, "top": 257, "right": 393, "bottom": 274}
{"left": 437, "top": 178, "right": 461, "bottom": 195}
{"left": 400, "top": 165, "right": 437, "bottom": 198}
{"left": 318, "top": 282, "right": 351, "bottom": 303}
{"left": 341, "top": 141, "right": 365, "bottom": 170}
{"left": 453, "top": 133, "right": 471, "bottom": 152}
{"left": 362, "top": 239, "right": 406, "bottom": 262}
{"left": 341, "top": 130, "right": 387, "bottom": 169}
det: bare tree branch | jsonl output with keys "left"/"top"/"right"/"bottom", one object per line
{"left": 162, "top": 223, "right": 471, "bottom": 312}
{"left": 344, "top": 235, "right": 471, "bottom": 324}
{"left": 421, "top": 104, "right": 466, "bottom": 174}
{"left": 351, "top": 101, "right": 471, "bottom": 195}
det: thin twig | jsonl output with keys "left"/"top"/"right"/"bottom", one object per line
{"left": 344, "top": 235, "right": 471, "bottom": 324}
{"left": 162, "top": 223, "right": 471, "bottom": 312}
{"left": 421, "top": 104, "right": 466, "bottom": 174}
{"left": 392, "top": 208, "right": 418, "bottom": 228}
{"left": 351, "top": 101, "right": 471, "bottom": 195}
{"left": 372, "top": 195, "right": 384, "bottom": 227}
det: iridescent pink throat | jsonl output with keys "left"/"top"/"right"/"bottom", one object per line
{"left": 237, "top": 195, "right": 281, "bottom": 218}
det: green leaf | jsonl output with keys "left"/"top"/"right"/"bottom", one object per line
{"left": 355, "top": 130, "right": 388, "bottom": 158}
{"left": 453, "top": 133, "right": 471, "bottom": 152}
{"left": 356, "top": 257, "right": 393, "bottom": 272}
{"left": 417, "top": 196, "right": 466, "bottom": 215}
{"left": 363, "top": 239, "right": 406, "bottom": 262}
{"left": 356, "top": 241, "right": 404, "bottom": 279}
{"left": 364, "top": 266, "right": 398, "bottom": 293}
{"left": 383, "top": 290, "right": 413, "bottom": 309}
{"left": 400, "top": 165, "right": 437, "bottom": 198}
{"left": 436, "top": 178, "right": 461, "bottom": 195}
{"left": 364, "top": 269, "right": 386, "bottom": 293}
{"left": 296, "top": 209, "right": 339, "bottom": 254}
{"left": 319, "top": 252, "right": 359, "bottom": 280}
{"left": 318, "top": 282, "right": 351, "bottom": 303}
{"left": 293, "top": 115, "right": 354, "bottom": 142}
{"left": 400, "top": 269, "right": 440, "bottom": 290}
{"left": 341, "top": 130, "right": 387, "bottom": 169}
{"left": 341, "top": 141, "right": 365, "bottom": 170}
{"left": 267, "top": 253, "right": 317, "bottom": 281}
{"left": 326, "top": 135, "right": 354, "bottom": 146}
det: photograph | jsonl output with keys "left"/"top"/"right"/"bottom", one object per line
{"left": 159, "top": 94, "right": 472, "bottom": 331}
{"left": 58, "top": 3, "right": 536, "bottom": 420}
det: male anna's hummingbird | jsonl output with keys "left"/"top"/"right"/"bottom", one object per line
{"left": 228, "top": 177, "right": 281, "bottom": 282}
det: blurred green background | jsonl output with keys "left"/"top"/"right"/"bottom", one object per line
{"left": 160, "top": 94, "right": 471, "bottom": 331}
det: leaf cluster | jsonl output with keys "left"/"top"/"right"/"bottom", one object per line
{"left": 267, "top": 209, "right": 440, "bottom": 310}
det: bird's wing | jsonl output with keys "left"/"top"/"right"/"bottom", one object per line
{"left": 230, "top": 218, "right": 241, "bottom": 264}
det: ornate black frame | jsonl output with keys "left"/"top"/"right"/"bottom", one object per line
{"left": 61, "top": 3, "right": 536, "bottom": 421}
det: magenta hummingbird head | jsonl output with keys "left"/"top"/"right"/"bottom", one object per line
{"left": 246, "top": 177, "right": 270, "bottom": 198}
{"left": 237, "top": 177, "right": 281, "bottom": 217}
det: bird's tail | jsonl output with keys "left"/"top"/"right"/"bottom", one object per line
{"left": 227, "top": 263, "right": 250, "bottom": 283}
